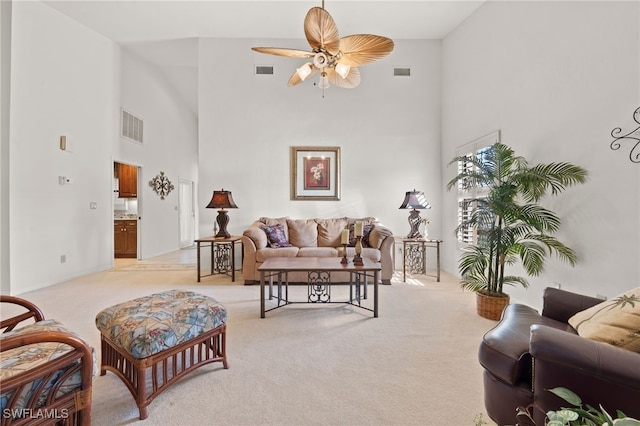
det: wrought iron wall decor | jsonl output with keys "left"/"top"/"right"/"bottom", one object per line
{"left": 149, "top": 171, "right": 174, "bottom": 200}
{"left": 610, "top": 106, "right": 640, "bottom": 163}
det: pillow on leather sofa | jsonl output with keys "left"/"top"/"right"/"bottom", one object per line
{"left": 568, "top": 287, "right": 640, "bottom": 353}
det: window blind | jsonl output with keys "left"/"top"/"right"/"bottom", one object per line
{"left": 455, "top": 131, "right": 500, "bottom": 246}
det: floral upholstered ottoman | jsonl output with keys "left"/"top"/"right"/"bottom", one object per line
{"left": 95, "top": 289, "right": 228, "bottom": 420}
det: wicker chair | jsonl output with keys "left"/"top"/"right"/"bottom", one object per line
{"left": 1, "top": 296, "right": 94, "bottom": 426}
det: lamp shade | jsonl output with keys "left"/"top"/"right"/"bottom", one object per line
{"left": 206, "top": 189, "right": 238, "bottom": 210}
{"left": 398, "top": 190, "right": 430, "bottom": 210}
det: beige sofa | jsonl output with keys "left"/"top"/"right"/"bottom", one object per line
{"left": 241, "top": 217, "right": 394, "bottom": 285}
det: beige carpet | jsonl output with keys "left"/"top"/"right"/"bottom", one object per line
{"left": 115, "top": 263, "right": 196, "bottom": 271}
{"left": 15, "top": 257, "right": 498, "bottom": 426}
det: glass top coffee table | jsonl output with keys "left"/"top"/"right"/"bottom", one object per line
{"left": 258, "top": 257, "right": 382, "bottom": 318}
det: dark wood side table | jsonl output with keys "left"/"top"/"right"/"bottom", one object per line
{"left": 397, "top": 237, "right": 442, "bottom": 282}
{"left": 194, "top": 236, "right": 243, "bottom": 282}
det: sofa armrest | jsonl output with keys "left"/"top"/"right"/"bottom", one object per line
{"left": 529, "top": 324, "right": 640, "bottom": 422}
{"left": 241, "top": 224, "right": 268, "bottom": 284}
{"left": 530, "top": 324, "right": 640, "bottom": 387}
{"left": 368, "top": 223, "right": 393, "bottom": 249}
{"left": 372, "top": 223, "right": 394, "bottom": 284}
{"left": 243, "top": 224, "right": 267, "bottom": 250}
{"left": 541, "top": 287, "right": 604, "bottom": 323}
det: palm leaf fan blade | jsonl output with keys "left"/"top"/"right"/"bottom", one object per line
{"left": 327, "top": 67, "right": 361, "bottom": 88}
{"left": 304, "top": 7, "right": 340, "bottom": 54}
{"left": 251, "top": 47, "right": 314, "bottom": 59}
{"left": 338, "top": 34, "right": 394, "bottom": 67}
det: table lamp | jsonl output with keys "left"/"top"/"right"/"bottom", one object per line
{"left": 206, "top": 189, "right": 238, "bottom": 238}
{"left": 398, "top": 189, "right": 431, "bottom": 238}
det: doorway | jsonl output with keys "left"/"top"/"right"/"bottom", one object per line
{"left": 179, "top": 179, "right": 195, "bottom": 248}
{"left": 113, "top": 161, "right": 140, "bottom": 259}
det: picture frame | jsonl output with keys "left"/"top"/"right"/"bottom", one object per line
{"left": 291, "top": 146, "right": 341, "bottom": 200}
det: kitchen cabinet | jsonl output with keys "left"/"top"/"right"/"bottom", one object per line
{"left": 114, "top": 220, "right": 137, "bottom": 258}
{"left": 118, "top": 163, "right": 137, "bottom": 198}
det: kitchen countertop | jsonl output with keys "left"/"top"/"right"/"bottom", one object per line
{"left": 115, "top": 214, "right": 138, "bottom": 220}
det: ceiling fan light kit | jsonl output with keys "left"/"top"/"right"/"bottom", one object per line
{"left": 252, "top": 1, "right": 394, "bottom": 96}
{"left": 318, "top": 73, "right": 330, "bottom": 89}
{"left": 296, "top": 62, "right": 314, "bottom": 81}
{"left": 335, "top": 63, "right": 350, "bottom": 79}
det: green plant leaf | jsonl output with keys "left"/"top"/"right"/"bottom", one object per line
{"left": 601, "top": 405, "right": 615, "bottom": 424}
{"left": 616, "top": 410, "right": 630, "bottom": 419}
{"left": 613, "top": 419, "right": 640, "bottom": 425}
{"left": 548, "top": 387, "right": 582, "bottom": 406}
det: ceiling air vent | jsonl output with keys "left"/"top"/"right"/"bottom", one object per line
{"left": 121, "top": 109, "right": 143, "bottom": 143}
{"left": 393, "top": 67, "right": 411, "bottom": 77}
{"left": 255, "top": 65, "right": 274, "bottom": 75}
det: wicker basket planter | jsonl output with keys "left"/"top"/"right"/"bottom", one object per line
{"left": 476, "top": 291, "right": 510, "bottom": 320}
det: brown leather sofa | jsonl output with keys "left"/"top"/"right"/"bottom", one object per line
{"left": 479, "top": 287, "right": 640, "bottom": 425}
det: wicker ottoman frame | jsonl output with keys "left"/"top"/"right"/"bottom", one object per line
{"left": 99, "top": 293, "right": 229, "bottom": 420}
{"left": 99, "top": 323, "right": 227, "bottom": 420}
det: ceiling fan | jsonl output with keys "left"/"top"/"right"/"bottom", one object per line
{"left": 251, "top": 1, "right": 394, "bottom": 92}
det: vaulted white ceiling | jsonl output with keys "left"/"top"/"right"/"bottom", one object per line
{"left": 42, "top": 1, "right": 485, "bottom": 113}
{"left": 45, "top": 1, "right": 484, "bottom": 43}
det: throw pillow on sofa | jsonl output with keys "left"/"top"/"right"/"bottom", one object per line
{"left": 316, "top": 218, "right": 348, "bottom": 247}
{"left": 568, "top": 287, "right": 640, "bottom": 353}
{"left": 261, "top": 224, "right": 291, "bottom": 248}
{"left": 348, "top": 223, "right": 373, "bottom": 247}
{"left": 259, "top": 217, "right": 289, "bottom": 239}
{"left": 286, "top": 219, "right": 318, "bottom": 247}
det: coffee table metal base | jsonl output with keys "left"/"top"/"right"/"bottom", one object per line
{"left": 258, "top": 258, "right": 381, "bottom": 318}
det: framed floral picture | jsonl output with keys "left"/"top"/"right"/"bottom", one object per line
{"left": 291, "top": 146, "right": 341, "bottom": 200}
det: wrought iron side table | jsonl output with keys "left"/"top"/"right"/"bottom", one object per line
{"left": 398, "top": 237, "right": 442, "bottom": 282}
{"left": 194, "top": 236, "right": 243, "bottom": 282}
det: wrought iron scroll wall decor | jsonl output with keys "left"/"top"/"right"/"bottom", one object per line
{"left": 149, "top": 171, "right": 174, "bottom": 200}
{"left": 610, "top": 106, "right": 640, "bottom": 163}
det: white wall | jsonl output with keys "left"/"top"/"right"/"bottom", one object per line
{"left": 117, "top": 49, "right": 199, "bottom": 259}
{"left": 8, "top": 1, "right": 119, "bottom": 294}
{"left": 1, "top": 1, "right": 12, "bottom": 295}
{"left": 198, "top": 38, "right": 442, "bottom": 242}
{"left": 442, "top": 1, "right": 640, "bottom": 307}
{"left": 6, "top": 1, "right": 199, "bottom": 294}
{"left": 8, "top": 0, "right": 637, "bottom": 299}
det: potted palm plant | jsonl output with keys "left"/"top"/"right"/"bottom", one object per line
{"left": 447, "top": 143, "right": 588, "bottom": 320}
